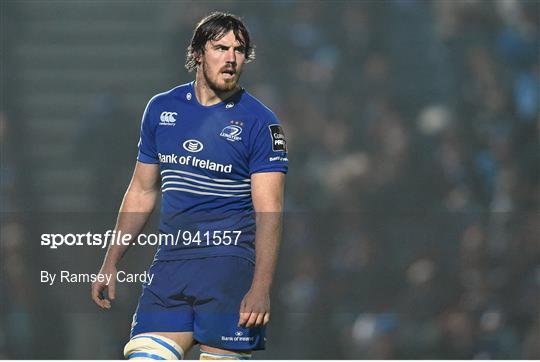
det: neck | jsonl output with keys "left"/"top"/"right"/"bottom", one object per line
{"left": 194, "top": 71, "right": 239, "bottom": 106}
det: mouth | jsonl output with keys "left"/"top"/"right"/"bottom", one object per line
{"left": 221, "top": 68, "right": 236, "bottom": 79}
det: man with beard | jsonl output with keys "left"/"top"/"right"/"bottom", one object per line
{"left": 91, "top": 12, "right": 288, "bottom": 360}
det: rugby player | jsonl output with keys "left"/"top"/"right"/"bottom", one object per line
{"left": 91, "top": 12, "right": 288, "bottom": 360}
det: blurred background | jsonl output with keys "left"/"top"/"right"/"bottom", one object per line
{"left": 1, "top": 0, "right": 539, "bottom": 359}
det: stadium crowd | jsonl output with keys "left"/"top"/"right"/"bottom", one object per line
{"left": 1, "top": 0, "right": 538, "bottom": 359}
{"left": 267, "top": 1, "right": 539, "bottom": 358}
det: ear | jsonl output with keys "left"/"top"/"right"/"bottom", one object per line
{"left": 193, "top": 49, "right": 203, "bottom": 65}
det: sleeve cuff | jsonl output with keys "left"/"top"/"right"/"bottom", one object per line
{"left": 249, "top": 165, "right": 288, "bottom": 175}
{"left": 137, "top": 151, "right": 159, "bottom": 164}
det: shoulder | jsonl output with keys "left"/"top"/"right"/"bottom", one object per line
{"left": 237, "top": 90, "right": 280, "bottom": 125}
{"left": 146, "top": 82, "right": 192, "bottom": 108}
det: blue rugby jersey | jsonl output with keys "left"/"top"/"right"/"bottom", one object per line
{"left": 137, "top": 82, "right": 288, "bottom": 263}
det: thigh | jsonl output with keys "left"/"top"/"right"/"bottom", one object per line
{"left": 199, "top": 344, "right": 252, "bottom": 359}
{"left": 191, "top": 257, "right": 266, "bottom": 351}
{"left": 131, "top": 260, "right": 195, "bottom": 337}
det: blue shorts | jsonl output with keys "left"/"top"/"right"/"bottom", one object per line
{"left": 130, "top": 256, "right": 265, "bottom": 351}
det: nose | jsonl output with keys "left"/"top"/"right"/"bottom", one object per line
{"left": 225, "top": 48, "right": 236, "bottom": 65}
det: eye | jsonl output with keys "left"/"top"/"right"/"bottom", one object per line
{"left": 235, "top": 47, "right": 245, "bottom": 54}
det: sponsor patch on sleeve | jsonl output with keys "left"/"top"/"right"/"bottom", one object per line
{"left": 269, "top": 124, "right": 287, "bottom": 152}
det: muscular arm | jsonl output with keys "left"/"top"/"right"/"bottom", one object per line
{"left": 239, "top": 172, "right": 285, "bottom": 327}
{"left": 92, "top": 161, "right": 160, "bottom": 308}
{"left": 251, "top": 172, "right": 285, "bottom": 290}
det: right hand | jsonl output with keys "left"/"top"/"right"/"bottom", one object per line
{"left": 91, "top": 264, "right": 117, "bottom": 309}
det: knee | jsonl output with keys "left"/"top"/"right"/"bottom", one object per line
{"left": 124, "top": 334, "right": 184, "bottom": 360}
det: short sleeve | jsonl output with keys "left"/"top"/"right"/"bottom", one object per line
{"left": 249, "top": 115, "right": 289, "bottom": 175}
{"left": 137, "top": 98, "right": 159, "bottom": 164}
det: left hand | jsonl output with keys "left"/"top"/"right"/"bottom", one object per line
{"left": 238, "top": 287, "right": 270, "bottom": 328}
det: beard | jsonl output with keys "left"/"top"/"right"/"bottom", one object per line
{"left": 201, "top": 60, "right": 241, "bottom": 93}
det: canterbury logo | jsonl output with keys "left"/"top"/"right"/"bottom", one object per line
{"left": 160, "top": 111, "right": 177, "bottom": 124}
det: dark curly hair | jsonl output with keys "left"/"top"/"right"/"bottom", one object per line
{"left": 185, "top": 12, "right": 255, "bottom": 72}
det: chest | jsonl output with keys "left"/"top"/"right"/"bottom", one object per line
{"left": 154, "top": 108, "right": 252, "bottom": 177}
